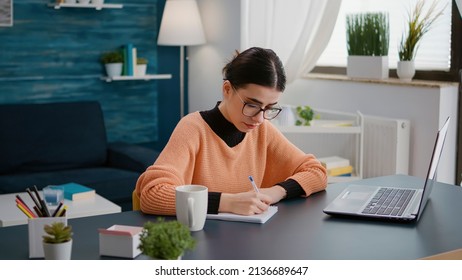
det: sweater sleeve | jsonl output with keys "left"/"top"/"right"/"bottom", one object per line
{"left": 135, "top": 114, "right": 202, "bottom": 215}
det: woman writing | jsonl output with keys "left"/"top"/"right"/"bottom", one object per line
{"left": 135, "top": 47, "right": 327, "bottom": 215}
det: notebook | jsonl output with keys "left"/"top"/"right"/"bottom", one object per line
{"left": 323, "top": 117, "right": 450, "bottom": 222}
{"left": 207, "top": 206, "right": 278, "bottom": 224}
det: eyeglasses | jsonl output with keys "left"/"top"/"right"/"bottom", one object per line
{"left": 236, "top": 92, "right": 282, "bottom": 120}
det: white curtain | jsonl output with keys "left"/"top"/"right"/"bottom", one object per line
{"left": 241, "top": 0, "right": 341, "bottom": 84}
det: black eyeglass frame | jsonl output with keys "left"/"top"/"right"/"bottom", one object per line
{"left": 234, "top": 91, "right": 282, "bottom": 120}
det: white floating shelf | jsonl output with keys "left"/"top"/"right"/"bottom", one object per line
{"left": 50, "top": 3, "right": 123, "bottom": 10}
{"left": 102, "top": 74, "right": 172, "bottom": 82}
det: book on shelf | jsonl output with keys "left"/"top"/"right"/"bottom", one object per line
{"left": 327, "top": 165, "right": 353, "bottom": 177}
{"left": 124, "top": 43, "right": 134, "bottom": 76}
{"left": 58, "top": 182, "right": 95, "bottom": 201}
{"left": 131, "top": 47, "right": 137, "bottom": 75}
{"left": 317, "top": 156, "right": 350, "bottom": 170}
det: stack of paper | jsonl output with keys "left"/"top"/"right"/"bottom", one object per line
{"left": 207, "top": 206, "right": 278, "bottom": 224}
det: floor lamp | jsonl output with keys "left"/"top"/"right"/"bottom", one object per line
{"left": 157, "top": 0, "right": 206, "bottom": 118}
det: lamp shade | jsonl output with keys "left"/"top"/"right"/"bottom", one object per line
{"left": 157, "top": 0, "right": 206, "bottom": 46}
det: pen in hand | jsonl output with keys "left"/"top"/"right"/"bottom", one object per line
{"left": 248, "top": 175, "right": 259, "bottom": 194}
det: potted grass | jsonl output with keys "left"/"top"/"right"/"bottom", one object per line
{"left": 138, "top": 218, "right": 195, "bottom": 260}
{"left": 101, "top": 50, "right": 123, "bottom": 78}
{"left": 397, "top": 0, "right": 446, "bottom": 82}
{"left": 135, "top": 57, "right": 148, "bottom": 76}
{"left": 42, "top": 222, "right": 73, "bottom": 260}
{"left": 346, "top": 12, "right": 390, "bottom": 80}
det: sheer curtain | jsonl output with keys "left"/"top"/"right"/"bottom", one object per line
{"left": 241, "top": 0, "right": 341, "bottom": 83}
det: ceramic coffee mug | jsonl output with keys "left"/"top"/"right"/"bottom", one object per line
{"left": 175, "top": 185, "right": 208, "bottom": 231}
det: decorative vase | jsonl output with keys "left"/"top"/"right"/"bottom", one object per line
{"left": 347, "top": 56, "right": 389, "bottom": 80}
{"left": 92, "top": 0, "right": 105, "bottom": 5}
{"left": 64, "top": 0, "right": 77, "bottom": 3}
{"left": 105, "top": 63, "right": 123, "bottom": 78}
{"left": 43, "top": 239, "right": 73, "bottom": 260}
{"left": 397, "top": 61, "right": 415, "bottom": 82}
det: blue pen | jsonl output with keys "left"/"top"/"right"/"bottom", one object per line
{"left": 248, "top": 176, "right": 259, "bottom": 193}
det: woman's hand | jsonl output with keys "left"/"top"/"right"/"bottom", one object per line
{"left": 258, "top": 185, "right": 287, "bottom": 204}
{"left": 219, "top": 191, "right": 272, "bottom": 215}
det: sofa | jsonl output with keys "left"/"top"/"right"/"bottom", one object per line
{"left": 0, "top": 101, "right": 159, "bottom": 211}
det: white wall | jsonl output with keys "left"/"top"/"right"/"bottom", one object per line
{"left": 188, "top": 0, "right": 241, "bottom": 113}
{"left": 188, "top": 1, "right": 459, "bottom": 185}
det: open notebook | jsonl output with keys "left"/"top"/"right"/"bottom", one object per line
{"left": 207, "top": 206, "right": 278, "bottom": 224}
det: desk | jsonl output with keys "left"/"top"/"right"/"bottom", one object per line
{"left": 1, "top": 175, "right": 461, "bottom": 259}
{"left": 0, "top": 192, "right": 121, "bottom": 227}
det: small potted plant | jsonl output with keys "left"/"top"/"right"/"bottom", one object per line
{"left": 135, "top": 57, "right": 148, "bottom": 76}
{"left": 138, "top": 218, "right": 195, "bottom": 260}
{"left": 295, "top": 106, "right": 315, "bottom": 126}
{"left": 397, "top": 0, "right": 446, "bottom": 81}
{"left": 346, "top": 12, "right": 390, "bottom": 79}
{"left": 100, "top": 50, "right": 123, "bottom": 78}
{"left": 42, "top": 222, "right": 73, "bottom": 260}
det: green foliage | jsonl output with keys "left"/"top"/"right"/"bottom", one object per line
{"left": 346, "top": 12, "right": 389, "bottom": 56}
{"left": 42, "top": 222, "right": 72, "bottom": 244}
{"left": 398, "top": 0, "right": 446, "bottom": 61}
{"left": 137, "top": 57, "right": 148, "bottom": 65}
{"left": 100, "top": 50, "right": 123, "bottom": 64}
{"left": 138, "top": 218, "right": 196, "bottom": 260}
{"left": 295, "top": 106, "right": 315, "bottom": 126}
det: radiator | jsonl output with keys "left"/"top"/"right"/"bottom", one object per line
{"left": 362, "top": 115, "right": 410, "bottom": 178}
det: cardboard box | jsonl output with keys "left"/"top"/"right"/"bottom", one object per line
{"left": 99, "top": 225, "right": 143, "bottom": 258}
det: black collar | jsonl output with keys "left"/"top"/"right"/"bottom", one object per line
{"left": 200, "top": 102, "right": 245, "bottom": 147}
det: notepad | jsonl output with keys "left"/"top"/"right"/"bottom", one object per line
{"left": 206, "top": 206, "right": 278, "bottom": 224}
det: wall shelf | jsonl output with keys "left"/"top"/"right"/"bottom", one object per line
{"left": 49, "top": 3, "right": 123, "bottom": 10}
{"left": 102, "top": 74, "right": 172, "bottom": 82}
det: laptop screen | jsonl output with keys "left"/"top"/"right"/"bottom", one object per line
{"left": 416, "top": 117, "right": 450, "bottom": 220}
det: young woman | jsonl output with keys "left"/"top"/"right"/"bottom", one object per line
{"left": 135, "top": 47, "right": 327, "bottom": 216}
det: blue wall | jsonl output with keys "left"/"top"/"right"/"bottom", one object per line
{"left": 0, "top": 0, "right": 181, "bottom": 149}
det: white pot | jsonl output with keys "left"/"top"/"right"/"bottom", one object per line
{"left": 397, "top": 61, "right": 415, "bottom": 82}
{"left": 78, "top": 0, "right": 91, "bottom": 4}
{"left": 92, "top": 0, "right": 105, "bottom": 5}
{"left": 64, "top": 0, "right": 77, "bottom": 3}
{"left": 347, "top": 55, "right": 389, "bottom": 80}
{"left": 105, "top": 63, "right": 123, "bottom": 78}
{"left": 135, "top": 64, "right": 147, "bottom": 76}
{"left": 43, "top": 240, "right": 72, "bottom": 260}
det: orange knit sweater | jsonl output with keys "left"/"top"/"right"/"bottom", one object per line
{"left": 135, "top": 111, "right": 327, "bottom": 215}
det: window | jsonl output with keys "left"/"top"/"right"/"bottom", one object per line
{"left": 316, "top": 0, "right": 452, "bottom": 71}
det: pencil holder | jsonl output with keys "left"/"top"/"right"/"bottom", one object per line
{"left": 28, "top": 217, "right": 67, "bottom": 258}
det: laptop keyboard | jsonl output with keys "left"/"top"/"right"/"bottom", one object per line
{"left": 362, "top": 187, "right": 416, "bottom": 216}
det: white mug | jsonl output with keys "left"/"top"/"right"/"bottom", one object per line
{"left": 175, "top": 185, "right": 208, "bottom": 231}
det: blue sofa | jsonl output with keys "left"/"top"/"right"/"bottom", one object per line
{"left": 0, "top": 101, "right": 159, "bottom": 211}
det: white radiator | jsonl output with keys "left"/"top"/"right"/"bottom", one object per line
{"left": 362, "top": 115, "right": 410, "bottom": 178}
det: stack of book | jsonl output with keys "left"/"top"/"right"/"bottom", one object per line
{"left": 121, "top": 43, "right": 138, "bottom": 76}
{"left": 318, "top": 156, "right": 353, "bottom": 177}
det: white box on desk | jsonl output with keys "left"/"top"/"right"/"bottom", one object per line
{"left": 99, "top": 225, "right": 143, "bottom": 258}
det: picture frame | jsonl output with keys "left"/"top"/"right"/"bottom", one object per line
{"left": 0, "top": 0, "right": 12, "bottom": 27}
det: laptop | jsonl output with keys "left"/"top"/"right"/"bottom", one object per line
{"left": 323, "top": 116, "right": 450, "bottom": 222}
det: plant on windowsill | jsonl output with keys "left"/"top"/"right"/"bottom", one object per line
{"left": 346, "top": 12, "right": 390, "bottom": 80}
{"left": 138, "top": 218, "right": 196, "bottom": 260}
{"left": 397, "top": 0, "right": 447, "bottom": 82}
{"left": 101, "top": 50, "right": 124, "bottom": 78}
{"left": 42, "top": 222, "right": 73, "bottom": 260}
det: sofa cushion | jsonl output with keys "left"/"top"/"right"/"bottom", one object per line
{"left": 0, "top": 101, "right": 108, "bottom": 174}
{"left": 0, "top": 167, "right": 138, "bottom": 203}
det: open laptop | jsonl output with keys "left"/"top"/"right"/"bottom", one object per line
{"left": 323, "top": 117, "right": 450, "bottom": 222}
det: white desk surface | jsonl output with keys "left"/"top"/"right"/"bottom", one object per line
{"left": 0, "top": 191, "right": 121, "bottom": 227}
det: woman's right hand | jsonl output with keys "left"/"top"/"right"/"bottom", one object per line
{"left": 218, "top": 191, "right": 271, "bottom": 215}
